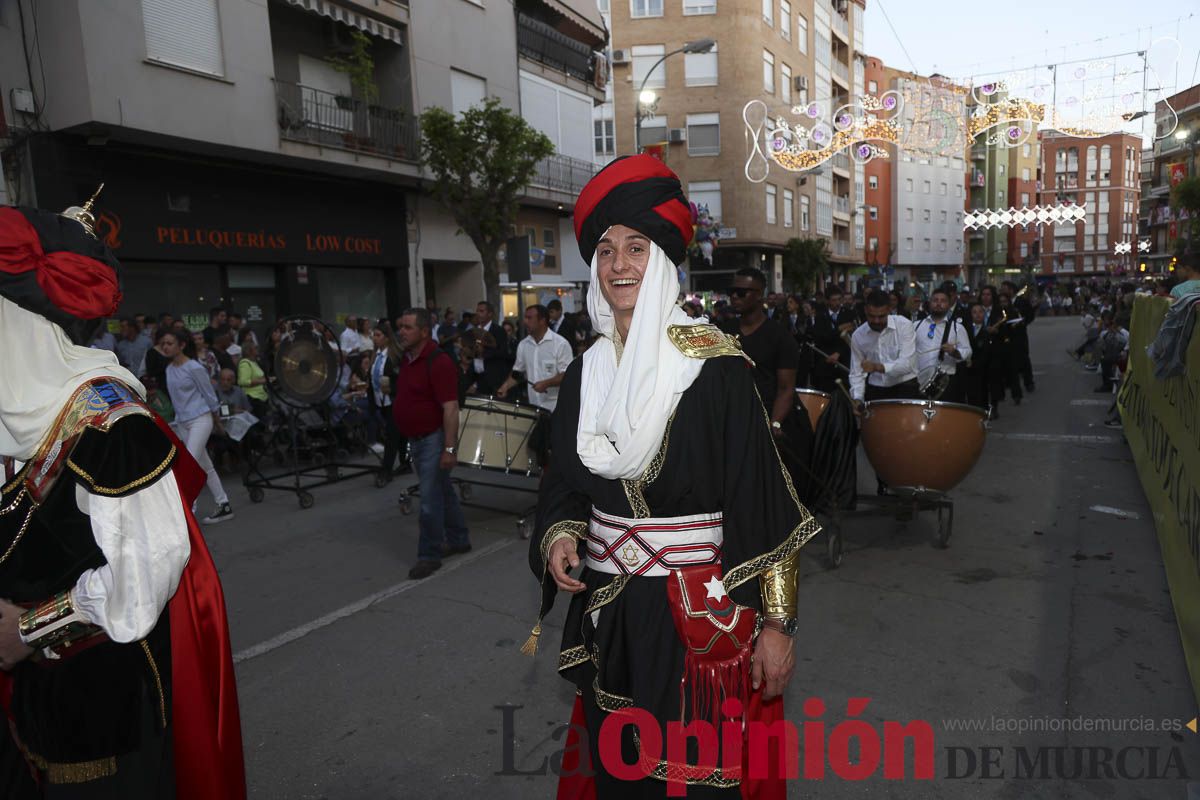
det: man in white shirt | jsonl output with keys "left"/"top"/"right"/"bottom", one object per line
{"left": 496, "top": 304, "right": 573, "bottom": 411}
{"left": 912, "top": 286, "right": 971, "bottom": 402}
{"left": 340, "top": 314, "right": 362, "bottom": 355}
{"left": 849, "top": 289, "right": 919, "bottom": 404}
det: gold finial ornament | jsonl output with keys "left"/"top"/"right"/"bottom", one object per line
{"left": 60, "top": 183, "right": 105, "bottom": 238}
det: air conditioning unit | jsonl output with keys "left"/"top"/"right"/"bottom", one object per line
{"left": 611, "top": 49, "right": 631, "bottom": 65}
{"left": 668, "top": 128, "right": 687, "bottom": 144}
{"left": 793, "top": 75, "right": 808, "bottom": 92}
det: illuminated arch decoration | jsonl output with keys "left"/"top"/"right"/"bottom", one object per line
{"left": 963, "top": 38, "right": 1181, "bottom": 146}
{"left": 743, "top": 91, "right": 903, "bottom": 182}
{"left": 898, "top": 80, "right": 969, "bottom": 159}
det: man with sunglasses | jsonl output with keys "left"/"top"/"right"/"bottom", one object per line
{"left": 913, "top": 287, "right": 971, "bottom": 403}
{"left": 721, "top": 268, "right": 801, "bottom": 438}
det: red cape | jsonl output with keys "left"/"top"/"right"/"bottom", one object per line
{"left": 155, "top": 416, "right": 247, "bottom": 800}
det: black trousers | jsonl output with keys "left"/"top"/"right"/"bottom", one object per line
{"left": 988, "top": 346, "right": 1023, "bottom": 403}
{"left": 864, "top": 378, "right": 922, "bottom": 402}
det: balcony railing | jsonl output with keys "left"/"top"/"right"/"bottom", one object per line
{"left": 970, "top": 170, "right": 985, "bottom": 187}
{"left": 831, "top": 12, "right": 850, "bottom": 40}
{"left": 832, "top": 59, "right": 850, "bottom": 83}
{"left": 833, "top": 239, "right": 850, "bottom": 256}
{"left": 971, "top": 145, "right": 987, "bottom": 160}
{"left": 529, "top": 153, "right": 597, "bottom": 196}
{"left": 274, "top": 80, "right": 418, "bottom": 161}
{"left": 832, "top": 152, "right": 851, "bottom": 172}
{"left": 517, "top": 12, "right": 596, "bottom": 85}
{"left": 834, "top": 195, "right": 850, "bottom": 214}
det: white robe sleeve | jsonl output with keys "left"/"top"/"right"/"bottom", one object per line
{"left": 71, "top": 472, "right": 192, "bottom": 643}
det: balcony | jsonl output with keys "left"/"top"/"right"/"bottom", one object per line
{"left": 274, "top": 80, "right": 418, "bottom": 161}
{"left": 517, "top": 12, "right": 597, "bottom": 86}
{"left": 970, "top": 170, "right": 985, "bottom": 187}
{"left": 529, "top": 153, "right": 597, "bottom": 196}
{"left": 832, "top": 152, "right": 851, "bottom": 173}
{"left": 831, "top": 12, "right": 850, "bottom": 41}
{"left": 971, "top": 145, "right": 987, "bottom": 160}
{"left": 831, "top": 59, "right": 850, "bottom": 84}
{"left": 833, "top": 195, "right": 851, "bottom": 216}
{"left": 833, "top": 239, "right": 850, "bottom": 257}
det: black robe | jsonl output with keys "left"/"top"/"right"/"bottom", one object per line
{"left": 529, "top": 352, "right": 818, "bottom": 797}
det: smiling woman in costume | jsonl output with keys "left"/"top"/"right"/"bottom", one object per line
{"left": 0, "top": 200, "right": 244, "bottom": 799}
{"left": 526, "top": 155, "right": 819, "bottom": 798}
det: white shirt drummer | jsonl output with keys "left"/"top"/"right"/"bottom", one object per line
{"left": 499, "top": 307, "right": 574, "bottom": 412}
{"left": 848, "top": 313, "right": 918, "bottom": 401}
{"left": 912, "top": 315, "right": 971, "bottom": 388}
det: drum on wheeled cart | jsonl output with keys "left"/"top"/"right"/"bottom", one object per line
{"left": 397, "top": 396, "right": 550, "bottom": 539}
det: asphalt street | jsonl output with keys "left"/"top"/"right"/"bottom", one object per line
{"left": 207, "top": 315, "right": 1200, "bottom": 799}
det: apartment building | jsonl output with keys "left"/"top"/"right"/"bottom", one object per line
{"left": 0, "top": 0, "right": 603, "bottom": 328}
{"left": 1037, "top": 131, "right": 1141, "bottom": 277}
{"left": 1142, "top": 83, "right": 1200, "bottom": 274}
{"left": 600, "top": 0, "right": 866, "bottom": 291}
{"left": 862, "top": 57, "right": 968, "bottom": 287}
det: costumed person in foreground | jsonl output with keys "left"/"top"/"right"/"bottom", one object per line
{"left": 525, "top": 156, "right": 820, "bottom": 798}
{"left": 0, "top": 198, "right": 245, "bottom": 798}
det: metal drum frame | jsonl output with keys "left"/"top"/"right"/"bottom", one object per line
{"left": 397, "top": 396, "right": 548, "bottom": 538}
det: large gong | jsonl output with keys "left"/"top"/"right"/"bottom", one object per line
{"left": 272, "top": 316, "right": 341, "bottom": 407}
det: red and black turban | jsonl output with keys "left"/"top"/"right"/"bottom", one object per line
{"left": 0, "top": 206, "right": 122, "bottom": 345}
{"left": 574, "top": 155, "right": 694, "bottom": 266}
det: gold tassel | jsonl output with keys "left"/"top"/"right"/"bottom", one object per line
{"left": 519, "top": 621, "right": 542, "bottom": 657}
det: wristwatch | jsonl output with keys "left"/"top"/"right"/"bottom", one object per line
{"left": 444, "top": 446, "right": 457, "bottom": 455}
{"left": 763, "top": 616, "right": 798, "bottom": 637}
{"left": 771, "top": 420, "right": 782, "bottom": 431}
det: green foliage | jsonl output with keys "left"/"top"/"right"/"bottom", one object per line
{"left": 328, "top": 30, "right": 378, "bottom": 104}
{"left": 420, "top": 98, "right": 555, "bottom": 307}
{"left": 782, "top": 237, "right": 829, "bottom": 294}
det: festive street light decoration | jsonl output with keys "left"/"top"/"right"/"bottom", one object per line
{"left": 962, "top": 203, "right": 1087, "bottom": 231}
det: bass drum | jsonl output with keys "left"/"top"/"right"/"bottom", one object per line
{"left": 457, "top": 396, "right": 548, "bottom": 476}
{"left": 860, "top": 400, "right": 988, "bottom": 495}
{"left": 794, "top": 388, "right": 831, "bottom": 433}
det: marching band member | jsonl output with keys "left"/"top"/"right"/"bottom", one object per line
{"left": 911, "top": 286, "right": 971, "bottom": 403}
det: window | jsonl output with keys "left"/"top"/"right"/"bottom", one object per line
{"left": 800, "top": 194, "right": 810, "bottom": 230}
{"left": 762, "top": 0, "right": 772, "bottom": 26}
{"left": 779, "top": 0, "right": 791, "bottom": 40}
{"left": 637, "top": 115, "right": 666, "bottom": 148}
{"left": 904, "top": 207, "right": 913, "bottom": 221}
{"left": 868, "top": 175, "right": 878, "bottom": 190}
{"left": 632, "top": 45, "right": 667, "bottom": 89}
{"left": 797, "top": 14, "right": 807, "bottom": 54}
{"left": 868, "top": 206, "right": 877, "bottom": 220}
{"left": 922, "top": 208, "right": 931, "bottom": 222}
{"left": 939, "top": 239, "right": 947, "bottom": 252}
{"left": 868, "top": 80, "right": 877, "bottom": 93}
{"left": 594, "top": 119, "right": 615, "bottom": 157}
{"left": 142, "top": 0, "right": 225, "bottom": 76}
{"left": 1020, "top": 242, "right": 1028, "bottom": 258}
{"left": 923, "top": 237, "right": 931, "bottom": 251}
{"left": 597, "top": 0, "right": 610, "bottom": 9}
{"left": 940, "top": 210, "right": 947, "bottom": 223}
{"left": 904, "top": 237, "right": 913, "bottom": 251}
{"left": 543, "top": 228, "right": 556, "bottom": 248}
{"left": 1022, "top": 167, "right": 1031, "bottom": 181}
{"left": 783, "top": 188, "right": 794, "bottom": 227}
{"left": 762, "top": 50, "right": 775, "bottom": 93}
{"left": 905, "top": 178, "right": 913, "bottom": 193}
{"left": 451, "top": 69, "right": 487, "bottom": 115}
{"left": 688, "top": 181, "right": 723, "bottom": 221}
{"left": 684, "top": 42, "right": 718, "bottom": 86}
{"left": 780, "top": 63, "right": 792, "bottom": 103}
{"left": 939, "top": 182, "right": 947, "bottom": 196}
{"left": 998, "top": 163, "right": 1005, "bottom": 176}
{"left": 955, "top": 185, "right": 962, "bottom": 198}
{"left": 1020, "top": 192, "right": 1029, "bottom": 206}
{"left": 766, "top": 184, "right": 778, "bottom": 224}
{"left": 1023, "top": 143, "right": 1031, "bottom": 157}
{"left": 631, "top": 0, "right": 664, "bottom": 17}
{"left": 922, "top": 180, "right": 931, "bottom": 194}
{"left": 686, "top": 113, "right": 720, "bottom": 156}
{"left": 683, "top": 0, "right": 716, "bottom": 14}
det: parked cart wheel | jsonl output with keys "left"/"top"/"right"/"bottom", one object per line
{"left": 518, "top": 517, "right": 534, "bottom": 540}
{"left": 298, "top": 491, "right": 315, "bottom": 510}
{"left": 248, "top": 487, "right": 265, "bottom": 504}
{"left": 374, "top": 472, "right": 389, "bottom": 489}
{"left": 825, "top": 527, "right": 844, "bottom": 569}
{"left": 934, "top": 508, "right": 952, "bottom": 549}
{"left": 458, "top": 483, "right": 473, "bottom": 501}
{"left": 399, "top": 495, "right": 413, "bottom": 515}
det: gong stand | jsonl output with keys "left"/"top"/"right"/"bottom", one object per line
{"left": 242, "top": 315, "right": 383, "bottom": 509}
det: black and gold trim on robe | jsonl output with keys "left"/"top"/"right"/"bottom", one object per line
{"left": 667, "top": 323, "right": 752, "bottom": 363}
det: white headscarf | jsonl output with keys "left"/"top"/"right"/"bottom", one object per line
{"left": 0, "top": 295, "right": 143, "bottom": 461}
{"left": 577, "top": 239, "right": 707, "bottom": 481}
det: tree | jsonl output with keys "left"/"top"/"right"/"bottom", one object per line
{"left": 1171, "top": 175, "right": 1200, "bottom": 254}
{"left": 782, "top": 237, "right": 829, "bottom": 294}
{"left": 420, "top": 98, "right": 555, "bottom": 310}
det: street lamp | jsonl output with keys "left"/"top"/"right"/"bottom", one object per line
{"left": 634, "top": 38, "right": 716, "bottom": 153}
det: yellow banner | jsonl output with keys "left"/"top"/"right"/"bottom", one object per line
{"left": 1118, "top": 295, "right": 1200, "bottom": 703}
